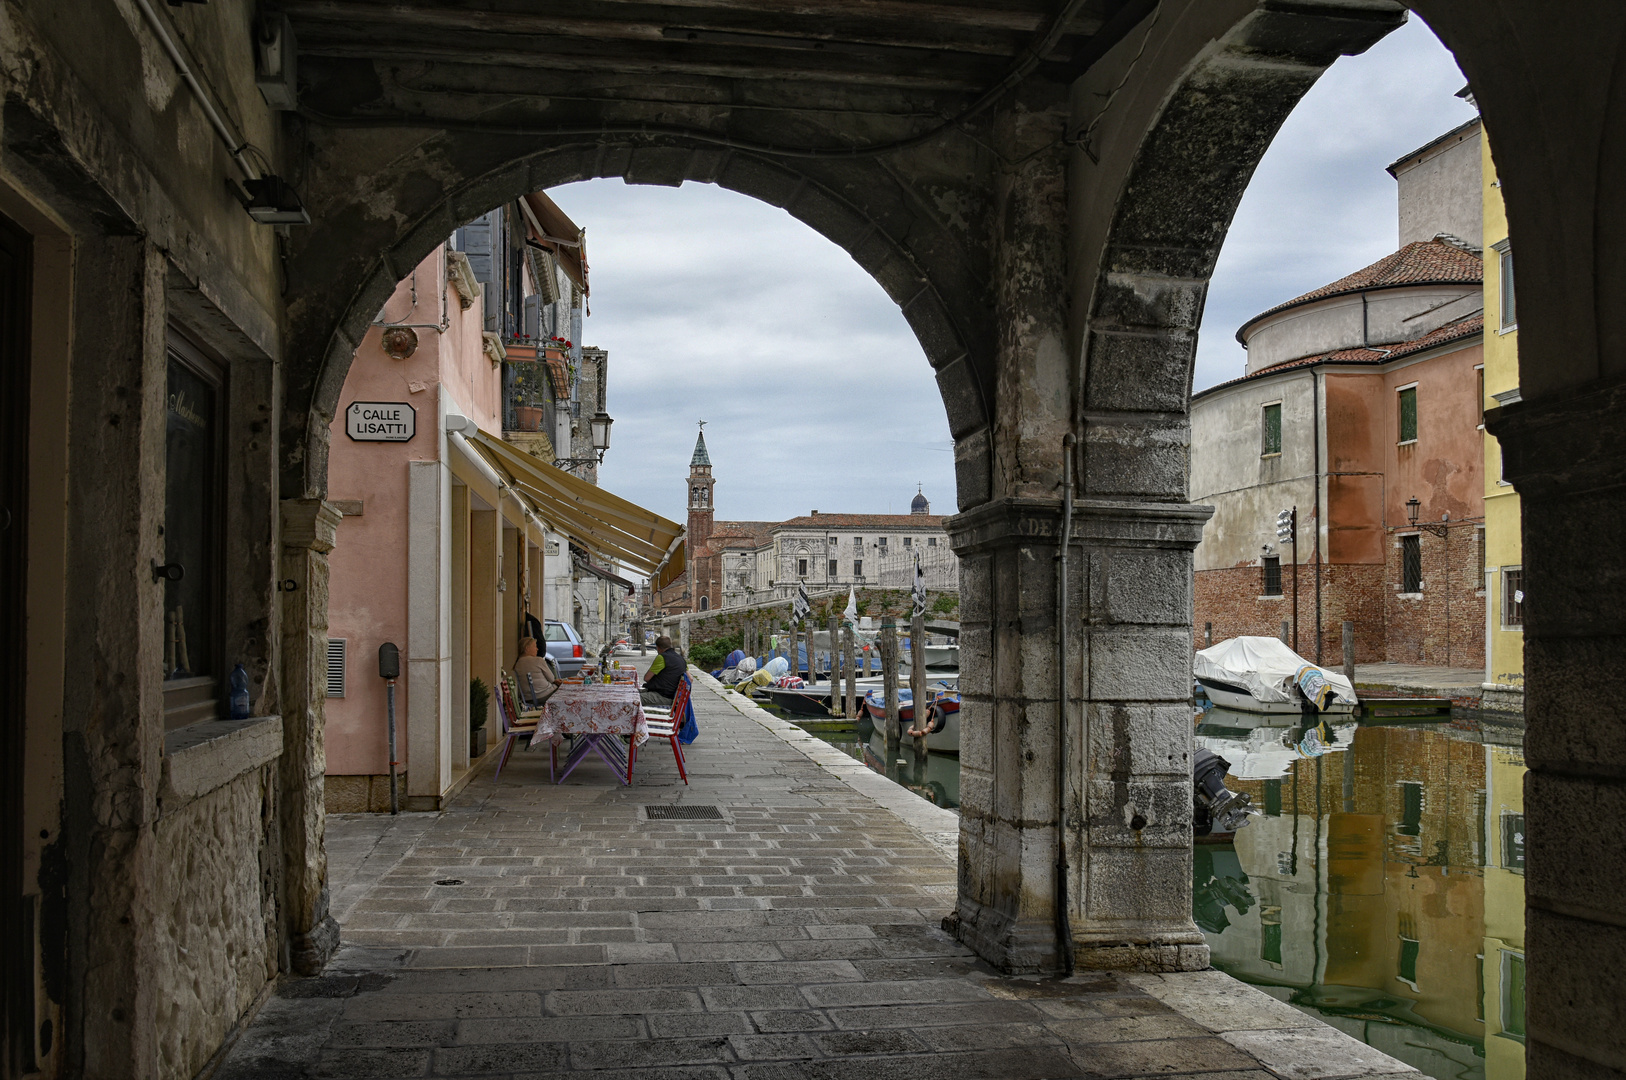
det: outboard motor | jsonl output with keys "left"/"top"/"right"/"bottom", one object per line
{"left": 1194, "top": 747, "right": 1256, "bottom": 836}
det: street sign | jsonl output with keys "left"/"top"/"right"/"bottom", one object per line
{"left": 345, "top": 401, "right": 416, "bottom": 442}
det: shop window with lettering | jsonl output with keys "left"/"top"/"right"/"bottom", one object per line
{"left": 163, "top": 334, "right": 225, "bottom": 726}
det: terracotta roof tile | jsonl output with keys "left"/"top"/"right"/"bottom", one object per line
{"left": 1196, "top": 314, "right": 1484, "bottom": 399}
{"left": 774, "top": 513, "right": 947, "bottom": 529}
{"left": 1238, "top": 239, "right": 1483, "bottom": 343}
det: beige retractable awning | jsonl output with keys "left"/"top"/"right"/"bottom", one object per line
{"left": 470, "top": 432, "right": 685, "bottom": 590}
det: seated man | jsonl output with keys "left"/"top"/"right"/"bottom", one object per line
{"left": 641, "top": 635, "right": 686, "bottom": 709}
{"left": 513, "top": 636, "right": 559, "bottom": 708}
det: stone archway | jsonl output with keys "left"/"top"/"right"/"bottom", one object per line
{"left": 280, "top": 138, "right": 1000, "bottom": 507}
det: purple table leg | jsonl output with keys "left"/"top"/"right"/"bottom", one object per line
{"left": 555, "top": 733, "right": 630, "bottom": 786}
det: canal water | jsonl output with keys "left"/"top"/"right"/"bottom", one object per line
{"left": 767, "top": 701, "right": 1527, "bottom": 1080}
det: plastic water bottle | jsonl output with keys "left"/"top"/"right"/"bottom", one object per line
{"left": 229, "top": 663, "right": 251, "bottom": 720}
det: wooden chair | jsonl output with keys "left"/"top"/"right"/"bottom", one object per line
{"left": 492, "top": 675, "right": 540, "bottom": 781}
{"left": 634, "top": 676, "right": 691, "bottom": 785}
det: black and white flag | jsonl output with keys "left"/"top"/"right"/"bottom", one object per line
{"left": 912, "top": 555, "right": 928, "bottom": 620}
{"left": 792, "top": 581, "right": 811, "bottom": 626}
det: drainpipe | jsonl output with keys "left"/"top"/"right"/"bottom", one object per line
{"left": 1055, "top": 433, "right": 1077, "bottom": 975}
{"left": 1313, "top": 368, "right": 1323, "bottom": 663}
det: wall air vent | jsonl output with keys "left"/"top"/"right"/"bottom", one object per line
{"left": 326, "top": 638, "right": 347, "bottom": 698}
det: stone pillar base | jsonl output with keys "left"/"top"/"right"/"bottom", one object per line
{"left": 1071, "top": 937, "right": 1210, "bottom": 973}
{"left": 289, "top": 914, "right": 340, "bottom": 976}
{"left": 950, "top": 899, "right": 1062, "bottom": 975}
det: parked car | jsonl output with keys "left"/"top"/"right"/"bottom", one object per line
{"left": 545, "top": 620, "right": 587, "bottom": 677}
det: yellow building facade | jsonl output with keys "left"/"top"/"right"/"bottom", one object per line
{"left": 1481, "top": 133, "right": 1525, "bottom": 713}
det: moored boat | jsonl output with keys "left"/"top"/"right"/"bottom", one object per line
{"left": 1194, "top": 636, "right": 1357, "bottom": 715}
{"left": 860, "top": 687, "right": 961, "bottom": 754}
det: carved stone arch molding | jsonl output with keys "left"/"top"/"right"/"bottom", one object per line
{"left": 280, "top": 135, "right": 998, "bottom": 506}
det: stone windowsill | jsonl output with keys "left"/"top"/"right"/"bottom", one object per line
{"left": 162, "top": 715, "right": 283, "bottom": 811}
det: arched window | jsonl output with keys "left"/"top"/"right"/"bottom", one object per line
{"left": 698, "top": 596, "right": 709, "bottom": 611}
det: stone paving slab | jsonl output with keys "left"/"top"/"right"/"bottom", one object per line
{"left": 218, "top": 668, "right": 1424, "bottom": 1079}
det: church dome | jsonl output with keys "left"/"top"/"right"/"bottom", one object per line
{"left": 910, "top": 487, "right": 929, "bottom": 515}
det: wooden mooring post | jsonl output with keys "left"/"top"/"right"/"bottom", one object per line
{"left": 880, "top": 618, "right": 900, "bottom": 764}
{"left": 826, "top": 614, "right": 841, "bottom": 712}
{"left": 842, "top": 624, "right": 858, "bottom": 718}
{"left": 910, "top": 610, "right": 928, "bottom": 763}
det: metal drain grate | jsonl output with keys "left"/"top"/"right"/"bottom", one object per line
{"left": 645, "top": 805, "right": 724, "bottom": 820}
{"left": 434, "top": 879, "right": 465, "bottom": 886}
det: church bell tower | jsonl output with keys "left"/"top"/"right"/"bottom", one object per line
{"left": 686, "top": 423, "right": 715, "bottom": 608}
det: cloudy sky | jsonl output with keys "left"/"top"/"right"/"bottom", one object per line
{"left": 552, "top": 15, "right": 1472, "bottom": 531}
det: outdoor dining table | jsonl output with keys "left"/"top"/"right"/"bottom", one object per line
{"left": 527, "top": 682, "right": 649, "bottom": 785}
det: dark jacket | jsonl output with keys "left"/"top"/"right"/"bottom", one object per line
{"left": 645, "top": 648, "right": 686, "bottom": 698}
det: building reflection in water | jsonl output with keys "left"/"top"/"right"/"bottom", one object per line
{"left": 1196, "top": 709, "right": 1526, "bottom": 1080}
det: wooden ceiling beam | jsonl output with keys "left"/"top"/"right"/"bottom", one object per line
{"left": 296, "top": 35, "right": 999, "bottom": 89}
{"left": 275, "top": 0, "right": 1105, "bottom": 38}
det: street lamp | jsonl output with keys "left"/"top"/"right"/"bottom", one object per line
{"left": 554, "top": 409, "right": 614, "bottom": 468}
{"left": 1406, "top": 496, "right": 1449, "bottom": 537}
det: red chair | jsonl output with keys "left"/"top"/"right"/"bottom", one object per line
{"left": 633, "top": 676, "right": 691, "bottom": 785}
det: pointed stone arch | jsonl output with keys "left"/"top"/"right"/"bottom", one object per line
{"left": 280, "top": 135, "right": 999, "bottom": 509}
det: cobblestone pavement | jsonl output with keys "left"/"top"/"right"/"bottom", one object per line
{"left": 218, "top": 673, "right": 1421, "bottom": 1080}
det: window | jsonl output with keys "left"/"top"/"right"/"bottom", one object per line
{"left": 1499, "top": 246, "right": 1517, "bottom": 329}
{"left": 1477, "top": 366, "right": 1486, "bottom": 425}
{"left": 1262, "top": 556, "right": 1282, "bottom": 596}
{"left": 1261, "top": 402, "right": 1282, "bottom": 456}
{"left": 853, "top": 559, "right": 863, "bottom": 577}
{"left": 903, "top": 537, "right": 912, "bottom": 548}
{"left": 1501, "top": 951, "right": 1526, "bottom": 1038}
{"left": 164, "top": 333, "right": 225, "bottom": 726}
{"left": 1503, "top": 567, "right": 1524, "bottom": 627}
{"left": 927, "top": 537, "right": 937, "bottom": 547}
{"left": 1260, "top": 906, "right": 1283, "bottom": 966}
{"left": 1401, "top": 535, "right": 1422, "bottom": 593}
{"left": 796, "top": 558, "right": 807, "bottom": 576}
{"left": 1398, "top": 385, "right": 1418, "bottom": 443}
{"left": 1399, "top": 936, "right": 1420, "bottom": 987}
{"left": 698, "top": 596, "right": 709, "bottom": 611}
{"left": 1502, "top": 812, "right": 1526, "bottom": 871}
{"left": 878, "top": 536, "right": 888, "bottom": 548}
{"left": 1476, "top": 527, "right": 1487, "bottom": 579}
{"left": 1399, "top": 781, "right": 1424, "bottom": 837}
{"left": 828, "top": 559, "right": 837, "bottom": 576}
{"left": 852, "top": 536, "right": 862, "bottom": 548}
{"left": 543, "top": 623, "right": 570, "bottom": 641}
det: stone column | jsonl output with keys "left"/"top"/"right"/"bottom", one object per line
{"left": 279, "top": 499, "right": 342, "bottom": 975}
{"left": 1487, "top": 382, "right": 1626, "bottom": 1078}
{"left": 61, "top": 237, "right": 166, "bottom": 1078}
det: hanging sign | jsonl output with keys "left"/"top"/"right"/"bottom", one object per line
{"left": 345, "top": 401, "right": 416, "bottom": 442}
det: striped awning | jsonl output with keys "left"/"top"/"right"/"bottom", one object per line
{"left": 469, "top": 431, "right": 685, "bottom": 590}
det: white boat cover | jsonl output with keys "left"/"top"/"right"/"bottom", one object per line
{"left": 1194, "top": 636, "right": 1358, "bottom": 709}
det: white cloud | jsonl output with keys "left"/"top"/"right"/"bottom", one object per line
{"left": 548, "top": 181, "right": 955, "bottom": 528}
{"left": 1194, "top": 17, "right": 1476, "bottom": 391}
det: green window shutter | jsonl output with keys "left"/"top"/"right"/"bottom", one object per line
{"left": 1262, "top": 403, "right": 1282, "bottom": 455}
{"left": 1399, "top": 386, "right": 1418, "bottom": 442}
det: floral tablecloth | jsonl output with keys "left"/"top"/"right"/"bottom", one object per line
{"left": 528, "top": 683, "right": 648, "bottom": 748}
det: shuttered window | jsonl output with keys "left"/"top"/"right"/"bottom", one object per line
{"left": 1261, "top": 402, "right": 1282, "bottom": 456}
{"left": 1398, "top": 386, "right": 1418, "bottom": 443}
{"left": 326, "top": 638, "right": 346, "bottom": 698}
{"left": 1262, "top": 556, "right": 1282, "bottom": 596}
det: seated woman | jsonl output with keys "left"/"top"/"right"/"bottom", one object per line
{"left": 513, "top": 636, "right": 559, "bottom": 707}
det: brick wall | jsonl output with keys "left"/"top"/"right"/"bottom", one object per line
{"left": 1195, "top": 562, "right": 1386, "bottom": 664}
{"left": 1382, "top": 521, "right": 1485, "bottom": 668}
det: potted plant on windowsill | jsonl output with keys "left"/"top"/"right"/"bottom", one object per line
{"left": 470, "top": 677, "right": 490, "bottom": 757}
